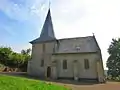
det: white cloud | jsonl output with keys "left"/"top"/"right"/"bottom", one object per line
{"left": 0, "top": 0, "right": 48, "bottom": 22}
{"left": 50, "top": 0, "right": 120, "bottom": 69}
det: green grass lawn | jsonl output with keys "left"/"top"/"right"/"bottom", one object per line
{"left": 0, "top": 75, "right": 70, "bottom": 90}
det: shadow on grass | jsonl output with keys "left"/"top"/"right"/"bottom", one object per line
{"left": 0, "top": 72, "right": 105, "bottom": 85}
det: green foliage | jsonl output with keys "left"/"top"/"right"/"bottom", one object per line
{"left": 107, "top": 75, "right": 120, "bottom": 81}
{"left": 0, "top": 47, "right": 13, "bottom": 66}
{"left": 21, "top": 48, "right": 31, "bottom": 55}
{"left": 0, "top": 46, "right": 31, "bottom": 71}
{"left": 107, "top": 38, "right": 120, "bottom": 77}
{"left": 0, "top": 75, "right": 69, "bottom": 90}
{"left": 0, "top": 64, "right": 5, "bottom": 71}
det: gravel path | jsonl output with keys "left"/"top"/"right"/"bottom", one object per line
{"left": 53, "top": 81, "right": 120, "bottom": 90}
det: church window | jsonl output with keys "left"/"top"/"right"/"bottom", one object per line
{"left": 84, "top": 59, "right": 89, "bottom": 69}
{"left": 53, "top": 43, "right": 57, "bottom": 52}
{"left": 42, "top": 43, "right": 45, "bottom": 53}
{"left": 41, "top": 59, "right": 44, "bottom": 67}
{"left": 63, "top": 60, "right": 67, "bottom": 69}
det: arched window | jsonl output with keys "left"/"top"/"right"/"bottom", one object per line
{"left": 41, "top": 59, "right": 44, "bottom": 67}
{"left": 63, "top": 60, "right": 67, "bottom": 69}
{"left": 84, "top": 59, "right": 89, "bottom": 69}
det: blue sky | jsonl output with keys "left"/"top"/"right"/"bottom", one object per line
{"left": 0, "top": 0, "right": 48, "bottom": 51}
{"left": 1, "top": 0, "right": 120, "bottom": 69}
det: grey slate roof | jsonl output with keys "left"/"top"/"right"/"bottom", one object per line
{"left": 30, "top": 9, "right": 56, "bottom": 44}
{"left": 29, "top": 8, "right": 101, "bottom": 54}
{"left": 54, "top": 36, "right": 100, "bottom": 54}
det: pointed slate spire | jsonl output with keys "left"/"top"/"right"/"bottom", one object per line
{"left": 40, "top": 9, "right": 56, "bottom": 40}
{"left": 30, "top": 8, "right": 56, "bottom": 44}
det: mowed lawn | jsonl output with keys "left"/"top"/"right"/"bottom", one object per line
{"left": 0, "top": 75, "right": 70, "bottom": 90}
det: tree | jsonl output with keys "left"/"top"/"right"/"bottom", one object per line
{"left": 9, "top": 52, "right": 26, "bottom": 68}
{"left": 0, "top": 46, "right": 31, "bottom": 72}
{"left": 20, "top": 48, "right": 31, "bottom": 71}
{"left": 0, "top": 47, "right": 13, "bottom": 66}
{"left": 21, "top": 48, "right": 31, "bottom": 55}
{"left": 107, "top": 38, "right": 120, "bottom": 77}
{"left": 20, "top": 48, "right": 31, "bottom": 66}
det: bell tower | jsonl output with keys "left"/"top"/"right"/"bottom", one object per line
{"left": 28, "top": 3, "right": 57, "bottom": 78}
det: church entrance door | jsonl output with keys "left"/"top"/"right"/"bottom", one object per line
{"left": 47, "top": 66, "right": 51, "bottom": 78}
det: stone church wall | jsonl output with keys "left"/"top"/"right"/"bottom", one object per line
{"left": 52, "top": 53, "right": 99, "bottom": 79}
{"left": 27, "top": 42, "right": 55, "bottom": 77}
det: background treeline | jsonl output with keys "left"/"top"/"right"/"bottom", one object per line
{"left": 0, "top": 46, "right": 31, "bottom": 72}
{"left": 107, "top": 38, "right": 120, "bottom": 81}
